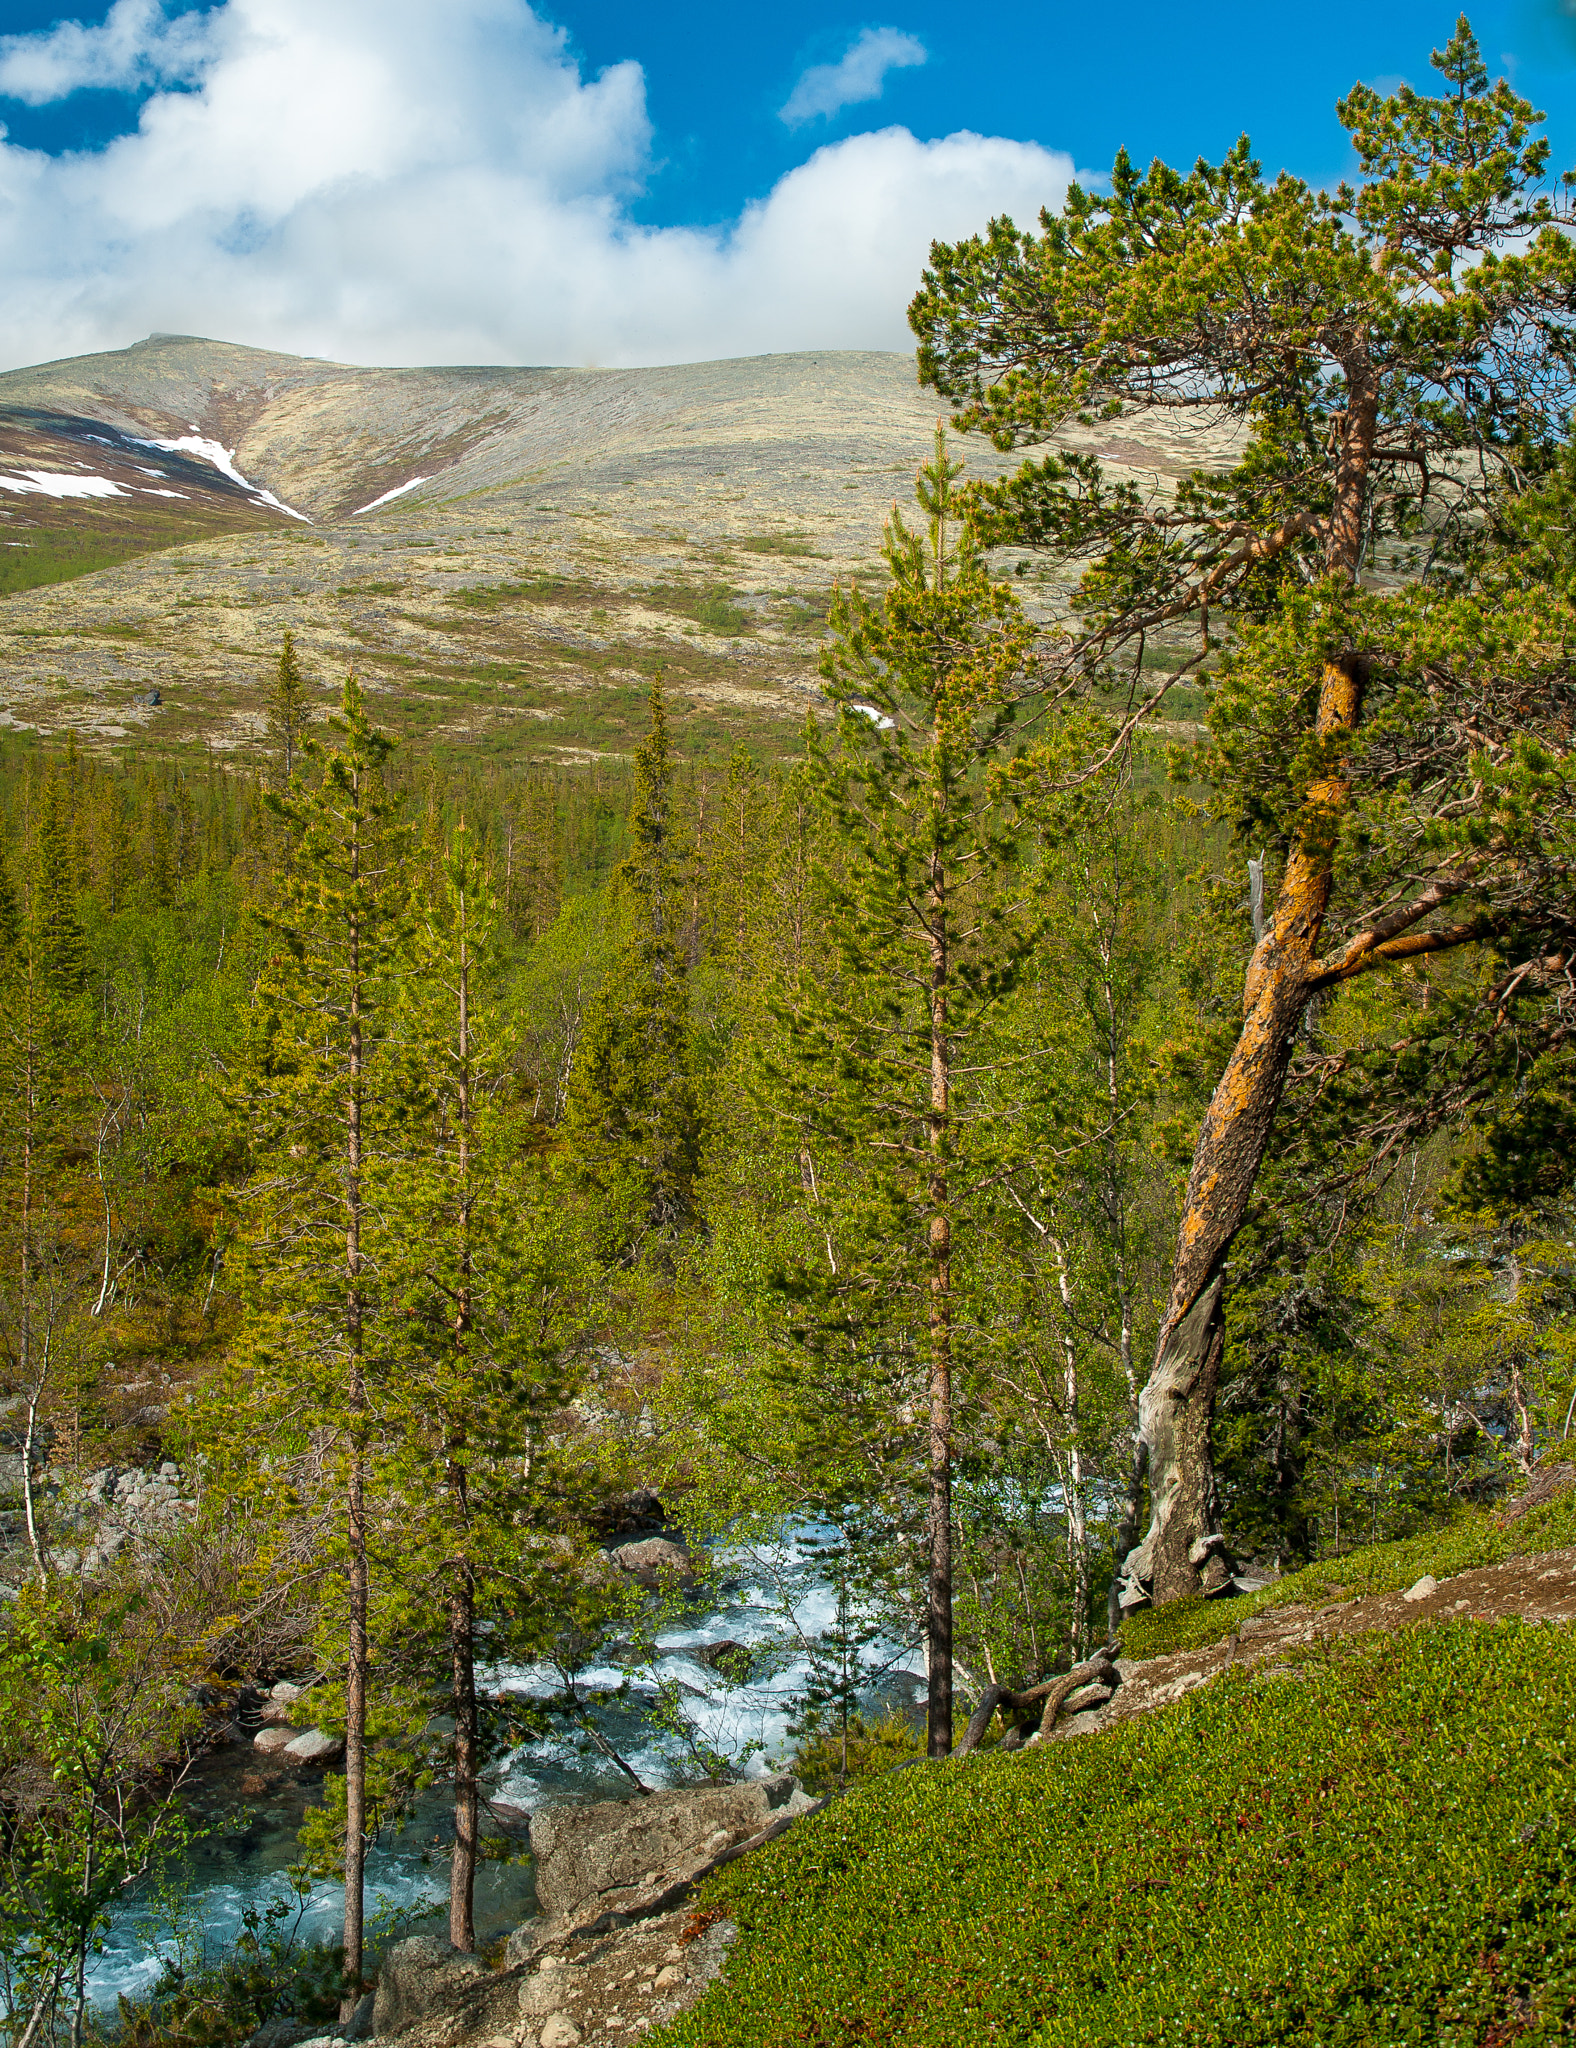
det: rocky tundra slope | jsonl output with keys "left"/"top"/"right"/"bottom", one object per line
{"left": 0, "top": 335, "right": 1240, "bottom": 766}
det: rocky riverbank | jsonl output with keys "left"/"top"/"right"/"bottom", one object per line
{"left": 322, "top": 1529, "right": 1576, "bottom": 2048}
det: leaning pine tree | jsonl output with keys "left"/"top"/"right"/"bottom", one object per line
{"left": 225, "top": 676, "right": 408, "bottom": 2007}
{"left": 764, "top": 429, "right": 1038, "bottom": 1756}
{"left": 909, "top": 18, "right": 1576, "bottom": 1604}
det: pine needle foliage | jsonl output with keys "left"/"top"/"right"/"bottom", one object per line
{"left": 757, "top": 429, "right": 1040, "bottom": 1755}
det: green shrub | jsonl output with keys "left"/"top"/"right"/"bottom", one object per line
{"left": 665, "top": 1619, "right": 1576, "bottom": 2047}
{"left": 114, "top": 1895, "right": 344, "bottom": 2048}
{"left": 1124, "top": 1484, "right": 1576, "bottom": 1660}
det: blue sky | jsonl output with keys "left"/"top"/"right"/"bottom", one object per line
{"left": 0, "top": 0, "right": 1572, "bottom": 369}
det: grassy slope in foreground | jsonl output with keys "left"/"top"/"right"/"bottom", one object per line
{"left": 1123, "top": 1484, "right": 1576, "bottom": 1661}
{"left": 665, "top": 1618, "right": 1576, "bottom": 2046}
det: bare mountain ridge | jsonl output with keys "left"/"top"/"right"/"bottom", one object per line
{"left": 0, "top": 336, "right": 1242, "bottom": 764}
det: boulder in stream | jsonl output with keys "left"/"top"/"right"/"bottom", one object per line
{"left": 609, "top": 1537, "right": 694, "bottom": 1588}
{"left": 284, "top": 1728, "right": 342, "bottom": 1764}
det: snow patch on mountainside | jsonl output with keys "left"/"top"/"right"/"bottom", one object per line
{"left": 134, "top": 435, "right": 311, "bottom": 521}
{"left": 0, "top": 469, "right": 127, "bottom": 497}
{"left": 353, "top": 476, "right": 430, "bottom": 515}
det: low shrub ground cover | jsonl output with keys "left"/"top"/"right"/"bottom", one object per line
{"left": 1123, "top": 1486, "right": 1576, "bottom": 1661}
{"left": 665, "top": 1619, "right": 1576, "bottom": 2047}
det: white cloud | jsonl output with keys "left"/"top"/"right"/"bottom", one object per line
{"left": 0, "top": 0, "right": 1077, "bottom": 371}
{"left": 0, "top": 0, "right": 213, "bottom": 104}
{"left": 779, "top": 26, "right": 927, "bottom": 128}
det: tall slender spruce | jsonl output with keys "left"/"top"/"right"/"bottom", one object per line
{"left": 767, "top": 430, "right": 1036, "bottom": 1755}
{"left": 233, "top": 677, "right": 407, "bottom": 2004}
{"left": 565, "top": 679, "right": 700, "bottom": 1252}
{"left": 390, "top": 822, "right": 593, "bottom": 1947}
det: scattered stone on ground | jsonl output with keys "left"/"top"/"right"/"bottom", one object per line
{"left": 0, "top": 1460, "right": 201, "bottom": 1584}
{"left": 375, "top": 1907, "right": 737, "bottom": 2048}
{"left": 1091, "top": 1547, "right": 1576, "bottom": 1739}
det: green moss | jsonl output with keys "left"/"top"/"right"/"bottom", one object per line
{"left": 636, "top": 581, "right": 751, "bottom": 635}
{"left": 1124, "top": 1485, "right": 1576, "bottom": 1660}
{"left": 447, "top": 574, "right": 589, "bottom": 609}
{"left": 669, "top": 1619, "right": 1576, "bottom": 2048}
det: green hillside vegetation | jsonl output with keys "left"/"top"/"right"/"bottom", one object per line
{"left": 670, "top": 1618, "right": 1576, "bottom": 2048}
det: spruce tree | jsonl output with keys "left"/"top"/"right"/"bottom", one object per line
{"left": 386, "top": 822, "right": 593, "bottom": 1947}
{"left": 0, "top": 778, "right": 89, "bottom": 1582}
{"left": 762, "top": 430, "right": 1038, "bottom": 1755}
{"left": 564, "top": 680, "right": 700, "bottom": 1251}
{"left": 269, "top": 629, "right": 310, "bottom": 786}
{"left": 227, "top": 675, "right": 407, "bottom": 2005}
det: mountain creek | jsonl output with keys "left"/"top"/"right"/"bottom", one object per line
{"left": 89, "top": 1523, "right": 925, "bottom": 2008}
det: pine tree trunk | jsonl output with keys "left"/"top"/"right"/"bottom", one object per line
{"left": 449, "top": 1549, "right": 478, "bottom": 1950}
{"left": 342, "top": 875, "right": 368, "bottom": 2012}
{"left": 925, "top": 855, "right": 953, "bottom": 1758}
{"left": 449, "top": 883, "right": 479, "bottom": 1948}
{"left": 18, "top": 963, "right": 45, "bottom": 1585}
{"left": 343, "top": 1445, "right": 368, "bottom": 2009}
{"left": 1049, "top": 1237, "right": 1089, "bottom": 1658}
{"left": 1119, "top": 652, "right": 1366, "bottom": 1608}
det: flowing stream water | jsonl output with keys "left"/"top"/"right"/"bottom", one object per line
{"left": 92, "top": 1531, "right": 923, "bottom": 2008}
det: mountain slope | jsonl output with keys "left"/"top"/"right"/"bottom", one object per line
{"left": 0, "top": 336, "right": 1241, "bottom": 765}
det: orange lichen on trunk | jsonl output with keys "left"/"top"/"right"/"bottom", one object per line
{"left": 1122, "top": 655, "right": 1365, "bottom": 1608}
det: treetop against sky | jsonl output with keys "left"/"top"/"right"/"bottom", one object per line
{"left": 0, "top": 1, "right": 1572, "bottom": 373}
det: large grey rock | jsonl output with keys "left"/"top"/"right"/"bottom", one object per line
{"left": 341, "top": 1990, "right": 376, "bottom": 2042}
{"left": 610, "top": 1537, "right": 694, "bottom": 1589}
{"left": 243, "top": 2019, "right": 315, "bottom": 2048}
{"left": 284, "top": 1728, "right": 342, "bottom": 1764}
{"left": 504, "top": 1919, "right": 551, "bottom": 1969}
{"left": 371, "top": 1935, "right": 484, "bottom": 2037}
{"left": 529, "top": 1774, "right": 811, "bottom": 1925}
{"left": 1402, "top": 1575, "right": 1439, "bottom": 1603}
{"left": 518, "top": 1959, "right": 573, "bottom": 2016}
